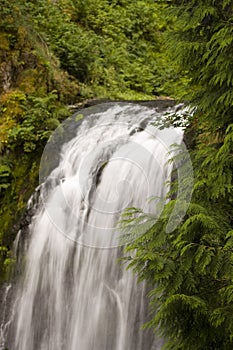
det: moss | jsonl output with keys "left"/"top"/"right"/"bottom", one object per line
{"left": 17, "top": 69, "right": 39, "bottom": 94}
{"left": 0, "top": 90, "right": 26, "bottom": 151}
{"left": 0, "top": 150, "right": 41, "bottom": 281}
{"left": 0, "top": 32, "right": 10, "bottom": 50}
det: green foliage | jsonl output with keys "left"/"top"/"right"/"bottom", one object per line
{"left": 0, "top": 0, "right": 184, "bottom": 283}
{"left": 0, "top": 3, "right": 232, "bottom": 349}
{"left": 23, "top": 0, "right": 176, "bottom": 99}
{"left": 120, "top": 1, "right": 233, "bottom": 348}
{"left": 0, "top": 153, "right": 42, "bottom": 282}
{"left": 0, "top": 90, "right": 70, "bottom": 281}
{"left": 0, "top": 0, "right": 74, "bottom": 282}
{"left": 121, "top": 197, "right": 233, "bottom": 348}
{"left": 7, "top": 92, "right": 69, "bottom": 152}
{"left": 0, "top": 164, "right": 11, "bottom": 194}
{"left": 164, "top": 0, "right": 233, "bottom": 129}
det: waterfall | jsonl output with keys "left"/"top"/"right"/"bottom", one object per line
{"left": 5, "top": 102, "right": 183, "bottom": 350}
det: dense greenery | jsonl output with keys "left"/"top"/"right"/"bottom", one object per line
{"left": 19, "top": 0, "right": 175, "bottom": 99}
{"left": 0, "top": 0, "right": 179, "bottom": 281}
{"left": 121, "top": 0, "right": 233, "bottom": 349}
{"left": 1, "top": 0, "right": 232, "bottom": 349}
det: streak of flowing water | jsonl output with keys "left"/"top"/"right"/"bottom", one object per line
{"left": 6, "top": 103, "right": 184, "bottom": 350}
{"left": 0, "top": 284, "right": 12, "bottom": 350}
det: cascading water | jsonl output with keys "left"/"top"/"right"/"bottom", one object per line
{"left": 4, "top": 102, "right": 184, "bottom": 350}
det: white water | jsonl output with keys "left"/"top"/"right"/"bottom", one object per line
{"left": 0, "top": 284, "right": 12, "bottom": 350}
{"left": 6, "top": 103, "right": 183, "bottom": 350}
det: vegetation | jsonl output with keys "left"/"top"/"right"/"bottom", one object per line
{"left": 18, "top": 0, "right": 175, "bottom": 99}
{"left": 1, "top": 0, "right": 232, "bottom": 348}
{"left": 121, "top": 0, "right": 233, "bottom": 349}
{"left": 0, "top": 0, "right": 178, "bottom": 281}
